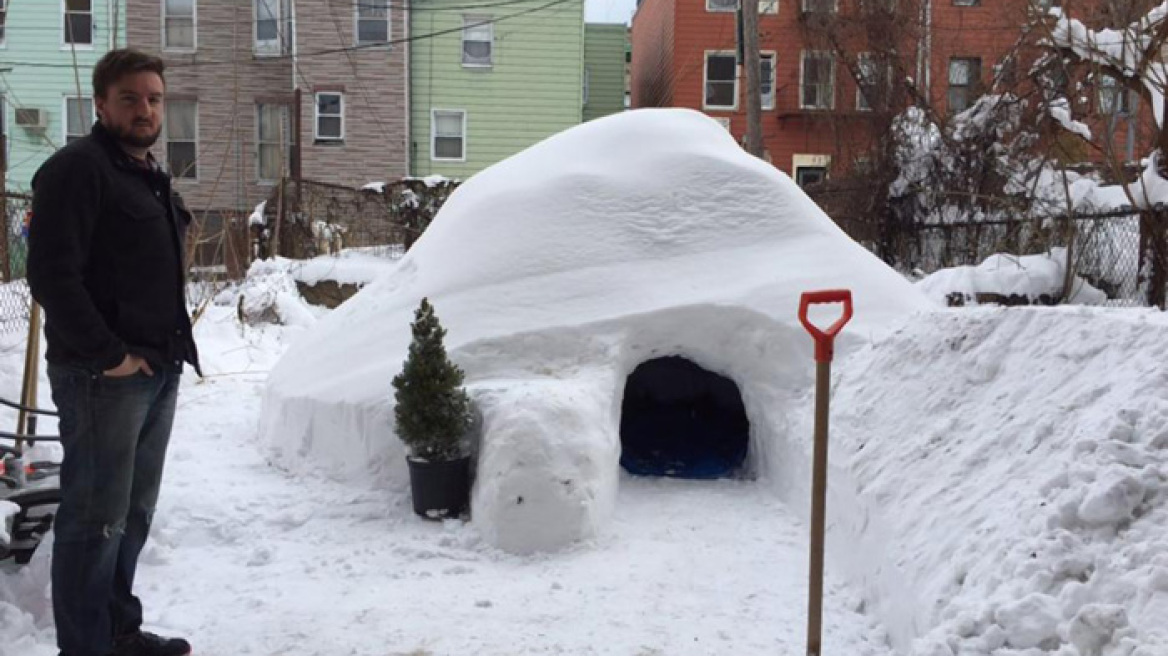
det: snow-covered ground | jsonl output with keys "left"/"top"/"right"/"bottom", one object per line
{"left": 1, "top": 302, "right": 892, "bottom": 656}
{"left": 3, "top": 292, "right": 1166, "bottom": 655}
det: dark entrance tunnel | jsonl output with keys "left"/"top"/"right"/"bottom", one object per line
{"left": 619, "top": 356, "right": 750, "bottom": 479}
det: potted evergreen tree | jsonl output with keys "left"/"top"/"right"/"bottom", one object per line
{"left": 392, "top": 297, "right": 474, "bottom": 519}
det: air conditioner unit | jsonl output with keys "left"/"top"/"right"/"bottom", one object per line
{"left": 15, "top": 108, "right": 48, "bottom": 131}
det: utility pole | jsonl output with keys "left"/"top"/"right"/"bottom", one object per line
{"left": 740, "top": 0, "right": 764, "bottom": 158}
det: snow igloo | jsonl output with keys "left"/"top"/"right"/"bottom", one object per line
{"left": 260, "top": 108, "right": 932, "bottom": 553}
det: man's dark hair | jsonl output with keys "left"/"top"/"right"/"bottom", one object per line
{"left": 92, "top": 49, "right": 166, "bottom": 99}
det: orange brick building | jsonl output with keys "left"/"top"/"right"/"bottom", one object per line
{"left": 630, "top": 0, "right": 1152, "bottom": 187}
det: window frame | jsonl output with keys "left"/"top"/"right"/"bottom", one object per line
{"left": 355, "top": 0, "right": 390, "bottom": 46}
{"left": 1098, "top": 74, "right": 1131, "bottom": 116}
{"left": 431, "top": 108, "right": 467, "bottom": 162}
{"left": 761, "top": 51, "right": 776, "bottom": 110}
{"left": 800, "top": 50, "right": 835, "bottom": 110}
{"left": 314, "top": 91, "right": 345, "bottom": 142}
{"left": 0, "top": 0, "right": 8, "bottom": 48}
{"left": 165, "top": 99, "right": 199, "bottom": 180}
{"left": 947, "top": 56, "right": 982, "bottom": 114}
{"left": 254, "top": 0, "right": 289, "bottom": 57}
{"left": 62, "top": 95, "right": 95, "bottom": 145}
{"left": 856, "top": 52, "right": 891, "bottom": 111}
{"left": 801, "top": 0, "right": 837, "bottom": 13}
{"left": 461, "top": 15, "right": 494, "bottom": 68}
{"left": 706, "top": 0, "right": 779, "bottom": 12}
{"left": 62, "top": 0, "right": 94, "bottom": 49}
{"left": 162, "top": 0, "right": 197, "bottom": 52}
{"left": 256, "top": 102, "right": 293, "bottom": 183}
{"left": 703, "top": 50, "right": 738, "bottom": 111}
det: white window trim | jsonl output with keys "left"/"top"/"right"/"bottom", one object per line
{"left": 0, "top": 0, "right": 9, "bottom": 49}
{"left": 162, "top": 0, "right": 198, "bottom": 53}
{"left": 430, "top": 108, "right": 467, "bottom": 163}
{"left": 800, "top": 50, "right": 835, "bottom": 110}
{"left": 1098, "top": 75, "right": 1130, "bottom": 116}
{"left": 793, "top": 154, "right": 831, "bottom": 186}
{"left": 354, "top": 0, "right": 391, "bottom": 46}
{"left": 254, "top": 0, "right": 287, "bottom": 57}
{"left": 761, "top": 51, "right": 777, "bottom": 110}
{"left": 707, "top": 0, "right": 777, "bottom": 12}
{"left": 256, "top": 103, "right": 291, "bottom": 183}
{"left": 61, "top": 0, "right": 95, "bottom": 50}
{"left": 703, "top": 50, "right": 738, "bottom": 111}
{"left": 801, "top": 0, "right": 838, "bottom": 12}
{"left": 314, "top": 92, "right": 344, "bottom": 142}
{"left": 61, "top": 95, "right": 95, "bottom": 145}
{"left": 165, "top": 99, "right": 199, "bottom": 181}
{"left": 461, "top": 15, "right": 493, "bottom": 68}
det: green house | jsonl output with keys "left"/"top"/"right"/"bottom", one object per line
{"left": 1, "top": 0, "right": 127, "bottom": 192}
{"left": 583, "top": 23, "right": 627, "bottom": 123}
{"left": 409, "top": 0, "right": 593, "bottom": 179}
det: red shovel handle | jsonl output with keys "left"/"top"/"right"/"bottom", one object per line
{"left": 798, "top": 290, "right": 854, "bottom": 363}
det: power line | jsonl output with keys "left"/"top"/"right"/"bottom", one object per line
{"left": 0, "top": 0, "right": 578, "bottom": 71}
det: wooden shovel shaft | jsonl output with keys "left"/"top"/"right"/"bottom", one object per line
{"left": 806, "top": 359, "right": 831, "bottom": 656}
{"left": 16, "top": 302, "right": 42, "bottom": 452}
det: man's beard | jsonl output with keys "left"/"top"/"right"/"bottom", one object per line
{"left": 111, "top": 121, "right": 161, "bottom": 149}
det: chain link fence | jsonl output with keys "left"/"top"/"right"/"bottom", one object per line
{"left": 0, "top": 193, "right": 32, "bottom": 335}
{"left": 836, "top": 207, "right": 1166, "bottom": 308}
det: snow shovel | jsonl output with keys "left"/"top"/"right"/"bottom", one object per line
{"left": 797, "top": 289, "right": 853, "bottom": 656}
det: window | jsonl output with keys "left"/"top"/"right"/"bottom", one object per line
{"left": 163, "top": 0, "right": 195, "bottom": 50}
{"left": 1099, "top": 75, "right": 1130, "bottom": 115}
{"left": 255, "top": 0, "right": 290, "bottom": 55}
{"left": 315, "top": 92, "right": 343, "bottom": 141}
{"left": 857, "top": 53, "right": 889, "bottom": 111}
{"left": 431, "top": 109, "right": 465, "bottom": 161}
{"left": 795, "top": 166, "right": 827, "bottom": 187}
{"left": 801, "top": 51, "right": 834, "bottom": 109}
{"left": 704, "top": 52, "right": 737, "bottom": 110}
{"left": 357, "top": 0, "right": 389, "bottom": 44}
{"left": 1, "top": 0, "right": 8, "bottom": 45}
{"left": 953, "top": 0, "right": 979, "bottom": 5}
{"left": 64, "top": 0, "right": 93, "bottom": 46}
{"left": 462, "top": 16, "right": 493, "bottom": 67}
{"left": 948, "top": 57, "right": 981, "bottom": 113}
{"left": 858, "top": 0, "right": 895, "bottom": 13}
{"left": 761, "top": 53, "right": 776, "bottom": 110}
{"left": 64, "top": 97, "right": 93, "bottom": 144}
{"left": 165, "top": 100, "right": 197, "bottom": 179}
{"left": 802, "top": 0, "right": 835, "bottom": 13}
{"left": 708, "top": 0, "right": 777, "bottom": 12}
{"left": 257, "top": 103, "right": 292, "bottom": 181}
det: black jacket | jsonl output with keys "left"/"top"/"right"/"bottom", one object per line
{"left": 28, "top": 122, "right": 201, "bottom": 376}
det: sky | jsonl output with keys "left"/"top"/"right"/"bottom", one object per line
{"left": 585, "top": 0, "right": 637, "bottom": 24}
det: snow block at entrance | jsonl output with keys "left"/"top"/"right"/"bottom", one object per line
{"left": 260, "top": 108, "right": 934, "bottom": 553}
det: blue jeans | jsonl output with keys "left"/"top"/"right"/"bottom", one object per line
{"left": 46, "top": 364, "right": 181, "bottom": 656}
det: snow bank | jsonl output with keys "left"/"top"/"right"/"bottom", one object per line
{"left": 0, "top": 499, "right": 18, "bottom": 547}
{"left": 814, "top": 307, "right": 1168, "bottom": 655}
{"left": 917, "top": 248, "right": 1108, "bottom": 306}
{"left": 261, "top": 108, "right": 933, "bottom": 553}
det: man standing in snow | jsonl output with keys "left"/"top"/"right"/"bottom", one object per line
{"left": 27, "top": 49, "right": 199, "bottom": 656}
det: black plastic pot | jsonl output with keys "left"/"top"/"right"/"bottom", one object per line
{"left": 407, "top": 456, "right": 470, "bottom": 520}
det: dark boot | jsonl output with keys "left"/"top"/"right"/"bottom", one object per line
{"left": 109, "top": 631, "right": 191, "bottom": 656}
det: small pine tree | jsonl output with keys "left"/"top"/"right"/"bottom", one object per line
{"left": 392, "top": 297, "right": 473, "bottom": 461}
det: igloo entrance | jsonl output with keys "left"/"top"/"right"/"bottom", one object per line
{"left": 619, "top": 356, "right": 750, "bottom": 479}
